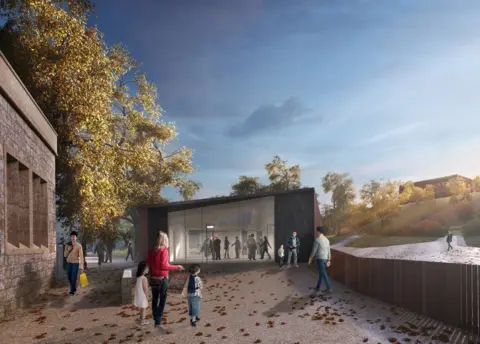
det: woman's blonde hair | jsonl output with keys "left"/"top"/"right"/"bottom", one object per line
{"left": 156, "top": 231, "right": 169, "bottom": 249}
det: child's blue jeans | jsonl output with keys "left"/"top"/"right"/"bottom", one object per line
{"left": 188, "top": 295, "right": 201, "bottom": 318}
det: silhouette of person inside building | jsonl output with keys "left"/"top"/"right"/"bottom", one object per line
{"left": 209, "top": 237, "right": 216, "bottom": 260}
{"left": 201, "top": 238, "right": 210, "bottom": 258}
{"left": 260, "top": 236, "right": 272, "bottom": 259}
{"left": 214, "top": 237, "right": 221, "bottom": 260}
{"left": 232, "top": 236, "right": 241, "bottom": 259}
{"left": 247, "top": 234, "right": 257, "bottom": 260}
{"left": 224, "top": 236, "right": 230, "bottom": 259}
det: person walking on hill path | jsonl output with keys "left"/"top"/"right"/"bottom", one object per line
{"left": 308, "top": 226, "right": 332, "bottom": 294}
{"left": 446, "top": 231, "right": 453, "bottom": 251}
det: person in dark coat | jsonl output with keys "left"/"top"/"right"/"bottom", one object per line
{"left": 232, "top": 236, "right": 241, "bottom": 259}
{"left": 104, "top": 241, "right": 114, "bottom": 263}
{"left": 224, "top": 236, "right": 230, "bottom": 259}
{"left": 94, "top": 239, "right": 106, "bottom": 266}
{"left": 201, "top": 238, "right": 210, "bottom": 258}
{"left": 214, "top": 237, "right": 221, "bottom": 260}
{"left": 209, "top": 237, "right": 216, "bottom": 260}
{"left": 446, "top": 231, "right": 453, "bottom": 251}
{"left": 286, "top": 232, "right": 300, "bottom": 268}
{"left": 125, "top": 240, "right": 134, "bottom": 261}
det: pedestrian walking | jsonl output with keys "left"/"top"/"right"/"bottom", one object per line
{"left": 126, "top": 240, "right": 134, "bottom": 261}
{"left": 94, "top": 239, "right": 106, "bottom": 266}
{"left": 146, "top": 231, "right": 184, "bottom": 331}
{"left": 182, "top": 264, "right": 204, "bottom": 328}
{"left": 446, "top": 231, "right": 453, "bottom": 251}
{"left": 64, "top": 231, "right": 84, "bottom": 296}
{"left": 308, "top": 226, "right": 332, "bottom": 293}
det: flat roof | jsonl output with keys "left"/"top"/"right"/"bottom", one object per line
{"left": 0, "top": 51, "right": 57, "bottom": 155}
{"left": 142, "top": 187, "right": 315, "bottom": 212}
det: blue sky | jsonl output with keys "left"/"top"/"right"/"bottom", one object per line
{"left": 91, "top": 0, "right": 480, "bottom": 203}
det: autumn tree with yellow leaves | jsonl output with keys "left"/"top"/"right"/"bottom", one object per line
{"left": 265, "top": 155, "right": 301, "bottom": 192}
{"left": 0, "top": 0, "right": 200, "bottom": 235}
{"left": 446, "top": 176, "right": 471, "bottom": 206}
{"left": 473, "top": 176, "right": 480, "bottom": 192}
{"left": 230, "top": 155, "right": 301, "bottom": 196}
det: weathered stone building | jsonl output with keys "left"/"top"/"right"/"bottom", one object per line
{"left": 399, "top": 174, "right": 473, "bottom": 200}
{"left": 0, "top": 52, "right": 57, "bottom": 318}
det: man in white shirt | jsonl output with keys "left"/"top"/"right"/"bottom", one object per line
{"left": 308, "top": 226, "right": 332, "bottom": 293}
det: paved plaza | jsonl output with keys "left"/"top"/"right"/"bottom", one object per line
{"left": 0, "top": 261, "right": 474, "bottom": 344}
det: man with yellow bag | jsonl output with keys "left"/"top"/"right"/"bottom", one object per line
{"left": 64, "top": 231, "right": 84, "bottom": 296}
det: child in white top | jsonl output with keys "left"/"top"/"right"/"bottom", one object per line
{"left": 134, "top": 261, "right": 149, "bottom": 325}
{"left": 278, "top": 245, "right": 285, "bottom": 267}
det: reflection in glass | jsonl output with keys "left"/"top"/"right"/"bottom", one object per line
{"left": 168, "top": 196, "right": 275, "bottom": 264}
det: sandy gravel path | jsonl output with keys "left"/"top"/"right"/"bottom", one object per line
{"left": 337, "top": 235, "right": 480, "bottom": 264}
{"left": 0, "top": 262, "right": 474, "bottom": 344}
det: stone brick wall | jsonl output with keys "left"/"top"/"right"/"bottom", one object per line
{"left": 0, "top": 91, "right": 56, "bottom": 319}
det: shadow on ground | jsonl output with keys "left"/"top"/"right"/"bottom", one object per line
{"left": 71, "top": 266, "right": 125, "bottom": 310}
{"left": 199, "top": 261, "right": 280, "bottom": 277}
{"left": 38, "top": 321, "right": 154, "bottom": 344}
{"left": 264, "top": 264, "right": 478, "bottom": 344}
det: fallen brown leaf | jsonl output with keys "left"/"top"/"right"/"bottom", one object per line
{"left": 33, "top": 333, "right": 47, "bottom": 340}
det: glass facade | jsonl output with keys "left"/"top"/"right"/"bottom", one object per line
{"left": 169, "top": 196, "right": 275, "bottom": 263}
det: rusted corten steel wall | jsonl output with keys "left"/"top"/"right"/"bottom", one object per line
{"left": 328, "top": 249, "right": 479, "bottom": 336}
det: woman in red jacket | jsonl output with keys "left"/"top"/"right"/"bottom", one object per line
{"left": 147, "top": 231, "right": 184, "bottom": 329}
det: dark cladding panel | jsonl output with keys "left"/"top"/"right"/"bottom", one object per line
{"left": 147, "top": 208, "right": 168, "bottom": 250}
{"left": 274, "top": 189, "right": 315, "bottom": 263}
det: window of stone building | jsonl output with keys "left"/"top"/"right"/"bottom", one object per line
{"left": 33, "top": 173, "right": 49, "bottom": 248}
{"left": 6, "top": 154, "right": 31, "bottom": 248}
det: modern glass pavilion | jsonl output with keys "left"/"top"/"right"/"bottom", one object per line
{"left": 136, "top": 188, "right": 320, "bottom": 264}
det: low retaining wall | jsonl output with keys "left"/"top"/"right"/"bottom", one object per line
{"left": 328, "top": 249, "right": 479, "bottom": 336}
{"left": 121, "top": 269, "right": 133, "bottom": 305}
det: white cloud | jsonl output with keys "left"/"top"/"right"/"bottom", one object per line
{"left": 358, "top": 121, "right": 425, "bottom": 146}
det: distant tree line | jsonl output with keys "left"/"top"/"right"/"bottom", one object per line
{"left": 321, "top": 173, "right": 480, "bottom": 236}
{"left": 229, "top": 160, "right": 480, "bottom": 237}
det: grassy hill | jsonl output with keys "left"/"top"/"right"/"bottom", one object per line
{"left": 343, "top": 193, "right": 480, "bottom": 248}
{"left": 361, "top": 192, "right": 480, "bottom": 238}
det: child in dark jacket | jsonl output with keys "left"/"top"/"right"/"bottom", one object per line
{"left": 182, "top": 264, "right": 204, "bottom": 327}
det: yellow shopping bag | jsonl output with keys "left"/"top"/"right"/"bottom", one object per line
{"left": 79, "top": 272, "right": 89, "bottom": 288}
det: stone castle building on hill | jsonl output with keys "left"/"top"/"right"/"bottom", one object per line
{"left": 399, "top": 174, "right": 473, "bottom": 199}
{"left": 0, "top": 52, "right": 57, "bottom": 318}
